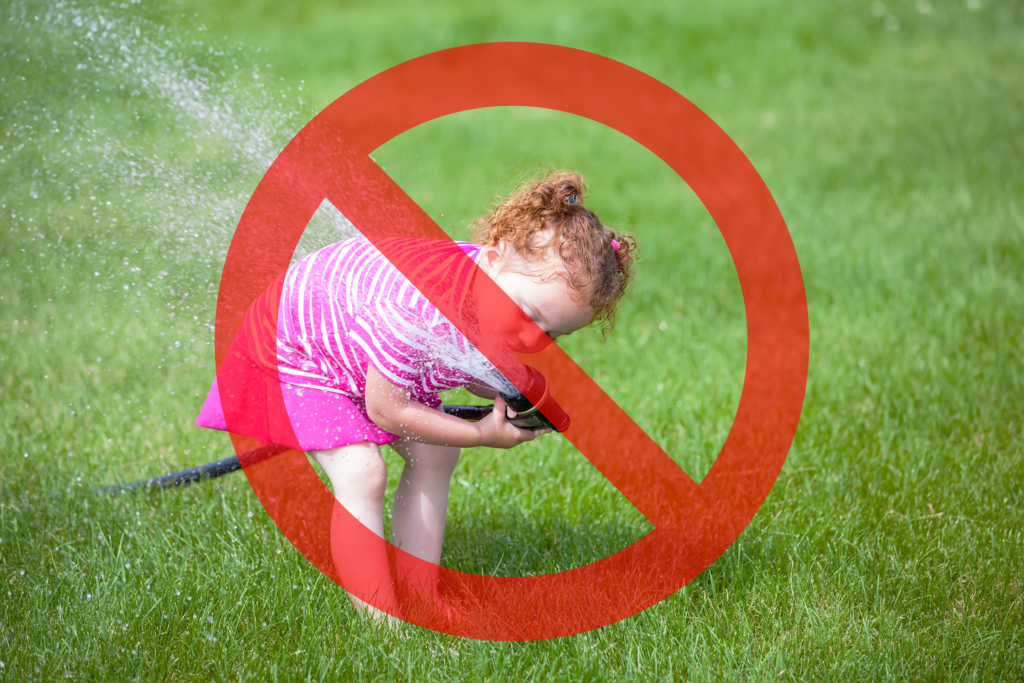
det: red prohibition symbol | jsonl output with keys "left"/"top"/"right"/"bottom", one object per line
{"left": 214, "top": 43, "right": 809, "bottom": 640}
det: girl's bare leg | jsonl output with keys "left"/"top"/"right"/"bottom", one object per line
{"left": 311, "top": 443, "right": 397, "bottom": 623}
{"left": 390, "top": 439, "right": 460, "bottom": 598}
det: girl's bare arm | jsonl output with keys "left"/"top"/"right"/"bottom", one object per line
{"left": 364, "top": 365, "right": 543, "bottom": 449}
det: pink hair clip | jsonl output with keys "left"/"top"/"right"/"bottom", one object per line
{"left": 610, "top": 239, "right": 621, "bottom": 253}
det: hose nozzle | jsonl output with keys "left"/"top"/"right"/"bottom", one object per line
{"left": 498, "top": 365, "right": 570, "bottom": 432}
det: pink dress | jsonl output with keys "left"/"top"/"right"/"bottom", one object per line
{"left": 196, "top": 237, "right": 483, "bottom": 451}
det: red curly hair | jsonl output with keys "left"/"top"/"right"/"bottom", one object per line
{"left": 471, "top": 170, "right": 638, "bottom": 334}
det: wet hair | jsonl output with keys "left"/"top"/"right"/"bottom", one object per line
{"left": 471, "top": 170, "right": 638, "bottom": 334}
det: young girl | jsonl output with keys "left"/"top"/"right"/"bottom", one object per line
{"left": 196, "top": 170, "right": 636, "bottom": 621}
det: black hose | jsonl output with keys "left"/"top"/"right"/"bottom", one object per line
{"left": 95, "top": 405, "right": 495, "bottom": 494}
{"left": 95, "top": 455, "right": 244, "bottom": 494}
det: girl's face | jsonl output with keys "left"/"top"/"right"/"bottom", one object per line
{"left": 476, "top": 240, "right": 595, "bottom": 353}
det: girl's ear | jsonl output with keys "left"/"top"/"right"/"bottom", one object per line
{"left": 479, "top": 242, "right": 505, "bottom": 274}
{"left": 493, "top": 239, "right": 509, "bottom": 261}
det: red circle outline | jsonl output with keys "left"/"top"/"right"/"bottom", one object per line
{"left": 214, "top": 43, "right": 808, "bottom": 640}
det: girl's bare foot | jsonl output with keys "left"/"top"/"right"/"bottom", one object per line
{"left": 361, "top": 607, "right": 404, "bottom": 630}
{"left": 349, "top": 593, "right": 403, "bottom": 630}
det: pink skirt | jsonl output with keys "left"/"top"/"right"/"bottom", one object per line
{"left": 195, "top": 332, "right": 398, "bottom": 452}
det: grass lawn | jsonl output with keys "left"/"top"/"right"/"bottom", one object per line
{"left": 1, "top": 0, "right": 1022, "bottom": 679}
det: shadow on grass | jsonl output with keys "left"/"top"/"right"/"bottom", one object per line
{"left": 441, "top": 506, "right": 652, "bottom": 577}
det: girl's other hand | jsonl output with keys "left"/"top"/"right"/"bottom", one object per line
{"left": 475, "top": 396, "right": 550, "bottom": 449}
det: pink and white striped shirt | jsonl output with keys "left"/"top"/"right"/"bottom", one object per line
{"left": 252, "top": 237, "right": 484, "bottom": 410}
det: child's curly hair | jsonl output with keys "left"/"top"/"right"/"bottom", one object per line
{"left": 472, "top": 170, "right": 638, "bottom": 334}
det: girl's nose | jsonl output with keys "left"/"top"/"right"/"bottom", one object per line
{"left": 517, "top": 325, "right": 548, "bottom": 352}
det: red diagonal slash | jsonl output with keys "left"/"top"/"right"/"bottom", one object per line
{"left": 215, "top": 43, "right": 808, "bottom": 640}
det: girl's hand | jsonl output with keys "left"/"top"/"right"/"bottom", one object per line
{"left": 474, "top": 396, "right": 551, "bottom": 449}
{"left": 365, "top": 365, "right": 549, "bottom": 449}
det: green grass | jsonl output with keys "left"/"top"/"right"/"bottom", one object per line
{"left": 2, "top": 0, "right": 1023, "bottom": 679}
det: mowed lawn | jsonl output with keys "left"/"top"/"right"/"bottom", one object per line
{"left": 1, "top": 0, "right": 1022, "bottom": 680}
